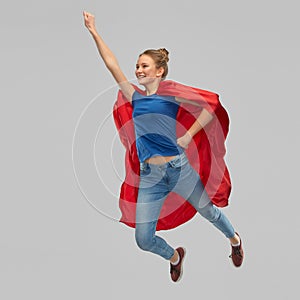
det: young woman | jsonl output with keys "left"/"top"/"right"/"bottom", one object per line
{"left": 83, "top": 11, "right": 244, "bottom": 282}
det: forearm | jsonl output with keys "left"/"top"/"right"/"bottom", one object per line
{"left": 187, "top": 108, "right": 213, "bottom": 137}
{"left": 89, "top": 29, "right": 119, "bottom": 71}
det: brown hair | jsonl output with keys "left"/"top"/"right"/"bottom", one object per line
{"left": 139, "top": 48, "right": 169, "bottom": 79}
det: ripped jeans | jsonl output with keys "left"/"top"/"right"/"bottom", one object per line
{"left": 135, "top": 152, "right": 235, "bottom": 260}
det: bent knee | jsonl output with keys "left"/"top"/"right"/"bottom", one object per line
{"left": 135, "top": 232, "right": 154, "bottom": 252}
{"left": 198, "top": 203, "right": 220, "bottom": 222}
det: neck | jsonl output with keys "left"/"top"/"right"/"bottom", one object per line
{"left": 143, "top": 79, "right": 161, "bottom": 96}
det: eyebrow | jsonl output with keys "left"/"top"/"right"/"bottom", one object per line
{"left": 136, "top": 62, "right": 149, "bottom": 66}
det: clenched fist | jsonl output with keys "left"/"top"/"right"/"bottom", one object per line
{"left": 83, "top": 11, "right": 96, "bottom": 33}
{"left": 177, "top": 132, "right": 192, "bottom": 149}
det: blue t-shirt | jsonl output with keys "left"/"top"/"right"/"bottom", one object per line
{"left": 132, "top": 90, "right": 183, "bottom": 162}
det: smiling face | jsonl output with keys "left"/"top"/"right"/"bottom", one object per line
{"left": 135, "top": 54, "right": 164, "bottom": 86}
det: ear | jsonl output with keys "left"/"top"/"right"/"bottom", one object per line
{"left": 156, "top": 67, "right": 164, "bottom": 78}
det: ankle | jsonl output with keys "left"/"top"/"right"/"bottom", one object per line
{"left": 230, "top": 234, "right": 240, "bottom": 246}
{"left": 170, "top": 250, "right": 180, "bottom": 265}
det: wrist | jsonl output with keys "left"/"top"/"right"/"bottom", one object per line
{"left": 186, "top": 131, "right": 193, "bottom": 138}
{"left": 89, "top": 28, "right": 98, "bottom": 37}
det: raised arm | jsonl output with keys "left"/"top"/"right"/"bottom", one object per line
{"left": 83, "top": 11, "right": 135, "bottom": 102}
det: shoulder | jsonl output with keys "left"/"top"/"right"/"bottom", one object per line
{"left": 132, "top": 90, "right": 142, "bottom": 100}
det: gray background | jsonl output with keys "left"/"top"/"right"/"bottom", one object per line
{"left": 1, "top": 0, "right": 299, "bottom": 299}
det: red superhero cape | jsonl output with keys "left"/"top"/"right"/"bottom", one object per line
{"left": 113, "top": 80, "right": 231, "bottom": 230}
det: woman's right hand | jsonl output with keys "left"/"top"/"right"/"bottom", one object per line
{"left": 83, "top": 11, "right": 96, "bottom": 33}
{"left": 82, "top": 11, "right": 135, "bottom": 102}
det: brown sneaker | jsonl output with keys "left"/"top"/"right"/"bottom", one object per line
{"left": 170, "top": 247, "right": 186, "bottom": 282}
{"left": 229, "top": 232, "right": 244, "bottom": 267}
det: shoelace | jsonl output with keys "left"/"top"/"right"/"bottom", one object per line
{"left": 229, "top": 246, "right": 242, "bottom": 258}
{"left": 170, "top": 259, "right": 181, "bottom": 274}
{"left": 170, "top": 267, "right": 180, "bottom": 275}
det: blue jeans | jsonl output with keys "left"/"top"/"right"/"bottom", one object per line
{"left": 135, "top": 152, "right": 235, "bottom": 260}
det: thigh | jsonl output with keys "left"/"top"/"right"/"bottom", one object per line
{"left": 185, "top": 177, "right": 211, "bottom": 210}
{"left": 136, "top": 164, "right": 169, "bottom": 224}
{"left": 136, "top": 187, "right": 168, "bottom": 224}
{"left": 169, "top": 156, "right": 211, "bottom": 209}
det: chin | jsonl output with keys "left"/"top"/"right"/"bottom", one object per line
{"left": 137, "top": 78, "right": 146, "bottom": 85}
{"left": 137, "top": 77, "right": 155, "bottom": 86}
{"left": 137, "top": 79, "right": 148, "bottom": 86}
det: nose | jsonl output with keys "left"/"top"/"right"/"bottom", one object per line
{"left": 136, "top": 69, "right": 143, "bottom": 78}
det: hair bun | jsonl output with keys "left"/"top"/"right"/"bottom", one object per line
{"left": 158, "top": 48, "right": 169, "bottom": 62}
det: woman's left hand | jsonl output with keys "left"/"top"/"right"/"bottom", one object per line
{"left": 177, "top": 132, "right": 192, "bottom": 149}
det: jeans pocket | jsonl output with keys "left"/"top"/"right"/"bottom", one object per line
{"left": 169, "top": 154, "right": 188, "bottom": 168}
{"left": 140, "top": 162, "right": 151, "bottom": 175}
